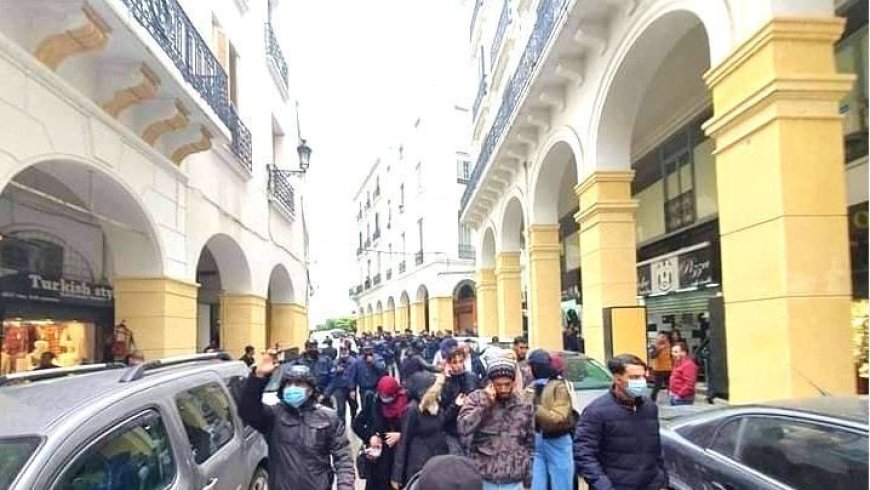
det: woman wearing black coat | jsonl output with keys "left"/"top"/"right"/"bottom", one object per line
{"left": 391, "top": 374, "right": 450, "bottom": 487}
{"left": 353, "top": 375, "right": 408, "bottom": 490}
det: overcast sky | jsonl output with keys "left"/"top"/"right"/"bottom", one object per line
{"left": 282, "top": 1, "right": 469, "bottom": 327}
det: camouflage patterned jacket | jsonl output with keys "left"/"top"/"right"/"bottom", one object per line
{"left": 457, "top": 388, "right": 535, "bottom": 484}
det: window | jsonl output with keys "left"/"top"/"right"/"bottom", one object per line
{"left": 457, "top": 160, "right": 472, "bottom": 183}
{"left": 661, "top": 131, "right": 696, "bottom": 233}
{"left": 56, "top": 411, "right": 176, "bottom": 490}
{"left": 399, "top": 184, "right": 405, "bottom": 210}
{"left": 836, "top": 21, "right": 868, "bottom": 162}
{"left": 418, "top": 219, "right": 424, "bottom": 252}
{"left": 415, "top": 163, "right": 423, "bottom": 192}
{"left": 175, "top": 383, "right": 235, "bottom": 465}
{"left": 387, "top": 201, "right": 392, "bottom": 228}
{"left": 707, "top": 417, "right": 741, "bottom": 458}
{"left": 401, "top": 233, "right": 406, "bottom": 255}
{"left": 359, "top": 232, "right": 363, "bottom": 249}
{"left": 736, "top": 417, "right": 868, "bottom": 490}
{"left": 0, "top": 437, "right": 39, "bottom": 490}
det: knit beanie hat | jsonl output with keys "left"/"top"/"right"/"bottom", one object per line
{"left": 486, "top": 358, "right": 517, "bottom": 381}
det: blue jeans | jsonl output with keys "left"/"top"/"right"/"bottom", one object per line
{"left": 482, "top": 482, "right": 522, "bottom": 490}
{"left": 669, "top": 395, "right": 694, "bottom": 406}
{"left": 532, "top": 433, "right": 574, "bottom": 490}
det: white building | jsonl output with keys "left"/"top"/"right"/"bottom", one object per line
{"left": 462, "top": 0, "right": 867, "bottom": 402}
{"left": 0, "top": 0, "right": 311, "bottom": 367}
{"left": 351, "top": 102, "right": 478, "bottom": 335}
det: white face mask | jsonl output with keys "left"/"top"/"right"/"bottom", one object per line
{"left": 366, "top": 447, "right": 382, "bottom": 458}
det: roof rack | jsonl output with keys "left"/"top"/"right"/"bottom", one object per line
{"left": 0, "top": 363, "right": 126, "bottom": 387}
{"left": 119, "top": 352, "right": 233, "bottom": 383}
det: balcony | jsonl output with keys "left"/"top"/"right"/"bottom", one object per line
{"left": 386, "top": 268, "right": 392, "bottom": 280}
{"left": 399, "top": 261, "right": 407, "bottom": 274}
{"left": 365, "top": 238, "right": 371, "bottom": 248}
{"left": 373, "top": 229, "right": 381, "bottom": 241}
{"left": 267, "top": 165, "right": 295, "bottom": 216}
{"left": 473, "top": 76, "right": 487, "bottom": 121}
{"left": 459, "top": 244, "right": 476, "bottom": 260}
{"left": 490, "top": 0, "right": 510, "bottom": 66}
{"left": 372, "top": 274, "right": 382, "bottom": 286}
{"left": 415, "top": 251, "right": 424, "bottom": 266}
{"left": 365, "top": 277, "right": 372, "bottom": 290}
{"left": 461, "top": 0, "right": 568, "bottom": 212}
{"left": 265, "top": 23, "right": 288, "bottom": 92}
{"left": 469, "top": 0, "right": 482, "bottom": 39}
{"left": 122, "top": 0, "right": 253, "bottom": 170}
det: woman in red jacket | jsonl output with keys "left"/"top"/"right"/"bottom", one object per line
{"left": 668, "top": 342, "right": 699, "bottom": 406}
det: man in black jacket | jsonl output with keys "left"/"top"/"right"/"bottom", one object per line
{"left": 400, "top": 340, "right": 439, "bottom": 383}
{"left": 574, "top": 354, "right": 668, "bottom": 490}
{"left": 440, "top": 346, "right": 478, "bottom": 455}
{"left": 239, "top": 353, "right": 355, "bottom": 490}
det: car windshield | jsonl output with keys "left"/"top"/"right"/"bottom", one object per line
{"left": 564, "top": 356, "right": 613, "bottom": 390}
{"left": 0, "top": 437, "right": 40, "bottom": 490}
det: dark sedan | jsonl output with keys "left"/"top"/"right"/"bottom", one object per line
{"left": 661, "top": 397, "right": 868, "bottom": 490}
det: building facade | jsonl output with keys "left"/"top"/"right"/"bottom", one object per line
{"left": 463, "top": 0, "right": 867, "bottom": 402}
{"left": 351, "top": 104, "right": 477, "bottom": 335}
{"left": 0, "top": 0, "right": 310, "bottom": 370}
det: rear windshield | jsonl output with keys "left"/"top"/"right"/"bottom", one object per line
{"left": 0, "top": 437, "right": 40, "bottom": 489}
{"left": 564, "top": 356, "right": 613, "bottom": 390}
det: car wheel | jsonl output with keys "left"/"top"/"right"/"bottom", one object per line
{"left": 249, "top": 466, "right": 268, "bottom": 490}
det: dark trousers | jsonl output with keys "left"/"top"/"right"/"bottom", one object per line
{"left": 650, "top": 371, "right": 671, "bottom": 403}
{"left": 332, "top": 388, "right": 350, "bottom": 422}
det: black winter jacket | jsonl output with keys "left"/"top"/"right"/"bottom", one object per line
{"left": 239, "top": 375, "right": 355, "bottom": 490}
{"left": 439, "top": 372, "right": 478, "bottom": 437}
{"left": 573, "top": 391, "right": 668, "bottom": 490}
{"left": 391, "top": 400, "right": 450, "bottom": 485}
{"left": 352, "top": 392, "right": 405, "bottom": 490}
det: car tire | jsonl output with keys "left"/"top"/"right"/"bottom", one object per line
{"left": 249, "top": 466, "right": 268, "bottom": 490}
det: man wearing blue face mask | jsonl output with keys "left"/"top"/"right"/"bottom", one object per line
{"left": 573, "top": 354, "right": 668, "bottom": 490}
{"left": 239, "top": 352, "right": 356, "bottom": 490}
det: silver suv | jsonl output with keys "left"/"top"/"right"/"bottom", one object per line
{"left": 0, "top": 353, "right": 268, "bottom": 490}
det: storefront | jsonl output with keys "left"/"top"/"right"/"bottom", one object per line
{"left": 0, "top": 271, "right": 115, "bottom": 373}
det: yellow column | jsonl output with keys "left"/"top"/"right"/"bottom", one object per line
{"left": 384, "top": 308, "right": 396, "bottom": 332}
{"left": 269, "top": 303, "right": 308, "bottom": 350}
{"left": 221, "top": 295, "right": 267, "bottom": 359}
{"left": 114, "top": 277, "right": 197, "bottom": 360}
{"left": 703, "top": 17, "right": 855, "bottom": 402}
{"left": 410, "top": 301, "right": 427, "bottom": 333}
{"left": 476, "top": 268, "right": 499, "bottom": 338}
{"left": 373, "top": 311, "right": 384, "bottom": 331}
{"left": 496, "top": 252, "right": 523, "bottom": 340}
{"left": 429, "top": 297, "right": 454, "bottom": 333}
{"left": 362, "top": 314, "right": 370, "bottom": 332}
{"left": 397, "top": 304, "right": 409, "bottom": 331}
{"left": 528, "top": 225, "right": 563, "bottom": 350}
{"left": 576, "top": 171, "right": 639, "bottom": 362}
{"left": 356, "top": 312, "right": 365, "bottom": 334}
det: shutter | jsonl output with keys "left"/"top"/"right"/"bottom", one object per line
{"left": 642, "top": 289, "right": 717, "bottom": 317}
{"left": 213, "top": 23, "right": 229, "bottom": 71}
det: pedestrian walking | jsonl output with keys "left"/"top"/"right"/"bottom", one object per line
{"left": 458, "top": 358, "right": 535, "bottom": 490}
{"left": 525, "top": 350, "right": 575, "bottom": 490}
{"left": 399, "top": 339, "right": 439, "bottom": 383}
{"left": 403, "top": 455, "right": 483, "bottom": 490}
{"left": 512, "top": 336, "right": 533, "bottom": 387}
{"left": 238, "top": 354, "right": 355, "bottom": 490}
{"left": 293, "top": 340, "right": 335, "bottom": 401}
{"left": 648, "top": 331, "right": 673, "bottom": 403}
{"left": 349, "top": 342, "right": 388, "bottom": 412}
{"left": 440, "top": 345, "right": 478, "bottom": 455}
{"left": 391, "top": 374, "right": 450, "bottom": 488}
{"left": 352, "top": 375, "right": 409, "bottom": 490}
{"left": 668, "top": 341, "right": 699, "bottom": 406}
{"left": 239, "top": 345, "right": 255, "bottom": 367}
{"left": 326, "top": 346, "right": 358, "bottom": 421}
{"left": 573, "top": 353, "right": 668, "bottom": 490}
{"left": 322, "top": 338, "right": 338, "bottom": 360}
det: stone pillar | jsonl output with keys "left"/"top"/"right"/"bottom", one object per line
{"left": 384, "top": 308, "right": 395, "bottom": 332}
{"left": 114, "top": 277, "right": 197, "bottom": 360}
{"left": 221, "top": 295, "right": 267, "bottom": 359}
{"left": 372, "top": 311, "right": 383, "bottom": 332}
{"left": 410, "top": 301, "right": 427, "bottom": 333}
{"left": 269, "top": 303, "right": 307, "bottom": 351}
{"left": 575, "top": 171, "right": 639, "bottom": 362}
{"left": 476, "top": 268, "right": 499, "bottom": 339}
{"left": 397, "top": 304, "right": 410, "bottom": 331}
{"left": 429, "top": 297, "right": 454, "bottom": 333}
{"left": 528, "top": 225, "right": 563, "bottom": 350}
{"left": 496, "top": 252, "right": 523, "bottom": 340}
{"left": 703, "top": 17, "right": 855, "bottom": 402}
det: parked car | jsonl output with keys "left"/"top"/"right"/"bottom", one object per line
{"left": 0, "top": 353, "right": 269, "bottom": 490}
{"left": 560, "top": 351, "right": 614, "bottom": 411}
{"left": 661, "top": 396, "right": 868, "bottom": 490}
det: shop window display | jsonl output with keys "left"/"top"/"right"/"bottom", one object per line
{"left": 0, "top": 319, "right": 96, "bottom": 374}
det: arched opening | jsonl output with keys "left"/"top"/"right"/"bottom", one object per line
{"left": 479, "top": 226, "right": 497, "bottom": 269}
{"left": 453, "top": 280, "right": 476, "bottom": 336}
{"left": 386, "top": 296, "right": 396, "bottom": 332}
{"left": 0, "top": 160, "right": 161, "bottom": 369}
{"left": 365, "top": 304, "right": 373, "bottom": 333}
{"left": 499, "top": 197, "right": 527, "bottom": 338}
{"left": 399, "top": 291, "right": 411, "bottom": 331}
{"left": 375, "top": 300, "right": 384, "bottom": 334}
{"left": 266, "top": 264, "right": 294, "bottom": 349}
{"left": 416, "top": 284, "right": 430, "bottom": 333}
{"left": 195, "top": 234, "right": 252, "bottom": 351}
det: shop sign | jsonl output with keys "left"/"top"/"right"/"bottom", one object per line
{"left": 637, "top": 244, "right": 713, "bottom": 296}
{"left": 0, "top": 272, "right": 113, "bottom": 307}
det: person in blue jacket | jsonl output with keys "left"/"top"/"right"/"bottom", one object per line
{"left": 574, "top": 353, "right": 668, "bottom": 490}
{"left": 348, "top": 342, "right": 387, "bottom": 413}
{"left": 293, "top": 340, "right": 334, "bottom": 400}
{"left": 325, "top": 345, "right": 358, "bottom": 421}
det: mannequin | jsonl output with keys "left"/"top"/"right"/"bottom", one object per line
{"left": 29, "top": 340, "right": 50, "bottom": 370}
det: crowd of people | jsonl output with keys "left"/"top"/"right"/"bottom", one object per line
{"left": 235, "top": 328, "right": 689, "bottom": 490}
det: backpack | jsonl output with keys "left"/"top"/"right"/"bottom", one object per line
{"left": 525, "top": 379, "right": 576, "bottom": 436}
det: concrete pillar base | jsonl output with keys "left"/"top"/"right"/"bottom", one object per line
{"left": 114, "top": 277, "right": 198, "bottom": 360}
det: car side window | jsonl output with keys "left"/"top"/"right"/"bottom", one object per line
{"left": 707, "top": 417, "right": 741, "bottom": 458}
{"left": 55, "top": 410, "right": 175, "bottom": 490}
{"left": 175, "top": 382, "right": 235, "bottom": 465}
{"left": 736, "top": 416, "right": 868, "bottom": 490}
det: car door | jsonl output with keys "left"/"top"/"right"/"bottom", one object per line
{"left": 172, "top": 376, "right": 246, "bottom": 490}
{"left": 50, "top": 409, "right": 186, "bottom": 490}
{"left": 697, "top": 416, "right": 785, "bottom": 490}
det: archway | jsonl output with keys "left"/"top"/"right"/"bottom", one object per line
{"left": 365, "top": 304, "right": 373, "bottom": 333}
{"left": 386, "top": 296, "right": 396, "bottom": 332}
{"left": 375, "top": 300, "right": 384, "bottom": 334}
{"left": 415, "top": 284, "right": 430, "bottom": 333}
{"left": 195, "top": 234, "right": 253, "bottom": 353}
{"left": 0, "top": 160, "right": 163, "bottom": 365}
{"left": 399, "top": 291, "right": 411, "bottom": 332}
{"left": 453, "top": 280, "right": 476, "bottom": 336}
{"left": 498, "top": 196, "right": 526, "bottom": 339}
{"left": 266, "top": 264, "right": 297, "bottom": 350}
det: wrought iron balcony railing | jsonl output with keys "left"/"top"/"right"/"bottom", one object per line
{"left": 461, "top": 0, "right": 568, "bottom": 211}
{"left": 356, "top": 247, "right": 363, "bottom": 256}
{"left": 473, "top": 76, "right": 487, "bottom": 121}
{"left": 490, "top": 0, "right": 510, "bottom": 65}
{"left": 267, "top": 164, "right": 295, "bottom": 215}
{"left": 458, "top": 244, "right": 476, "bottom": 260}
{"left": 398, "top": 261, "right": 406, "bottom": 274}
{"left": 365, "top": 238, "right": 371, "bottom": 248}
{"left": 365, "top": 277, "right": 372, "bottom": 290}
{"left": 386, "top": 268, "right": 392, "bottom": 280}
{"left": 265, "top": 23, "right": 288, "bottom": 89}
{"left": 122, "top": 0, "right": 252, "bottom": 169}
{"left": 415, "top": 250, "right": 424, "bottom": 266}
{"left": 373, "top": 274, "right": 382, "bottom": 286}
{"left": 469, "top": 0, "right": 483, "bottom": 39}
